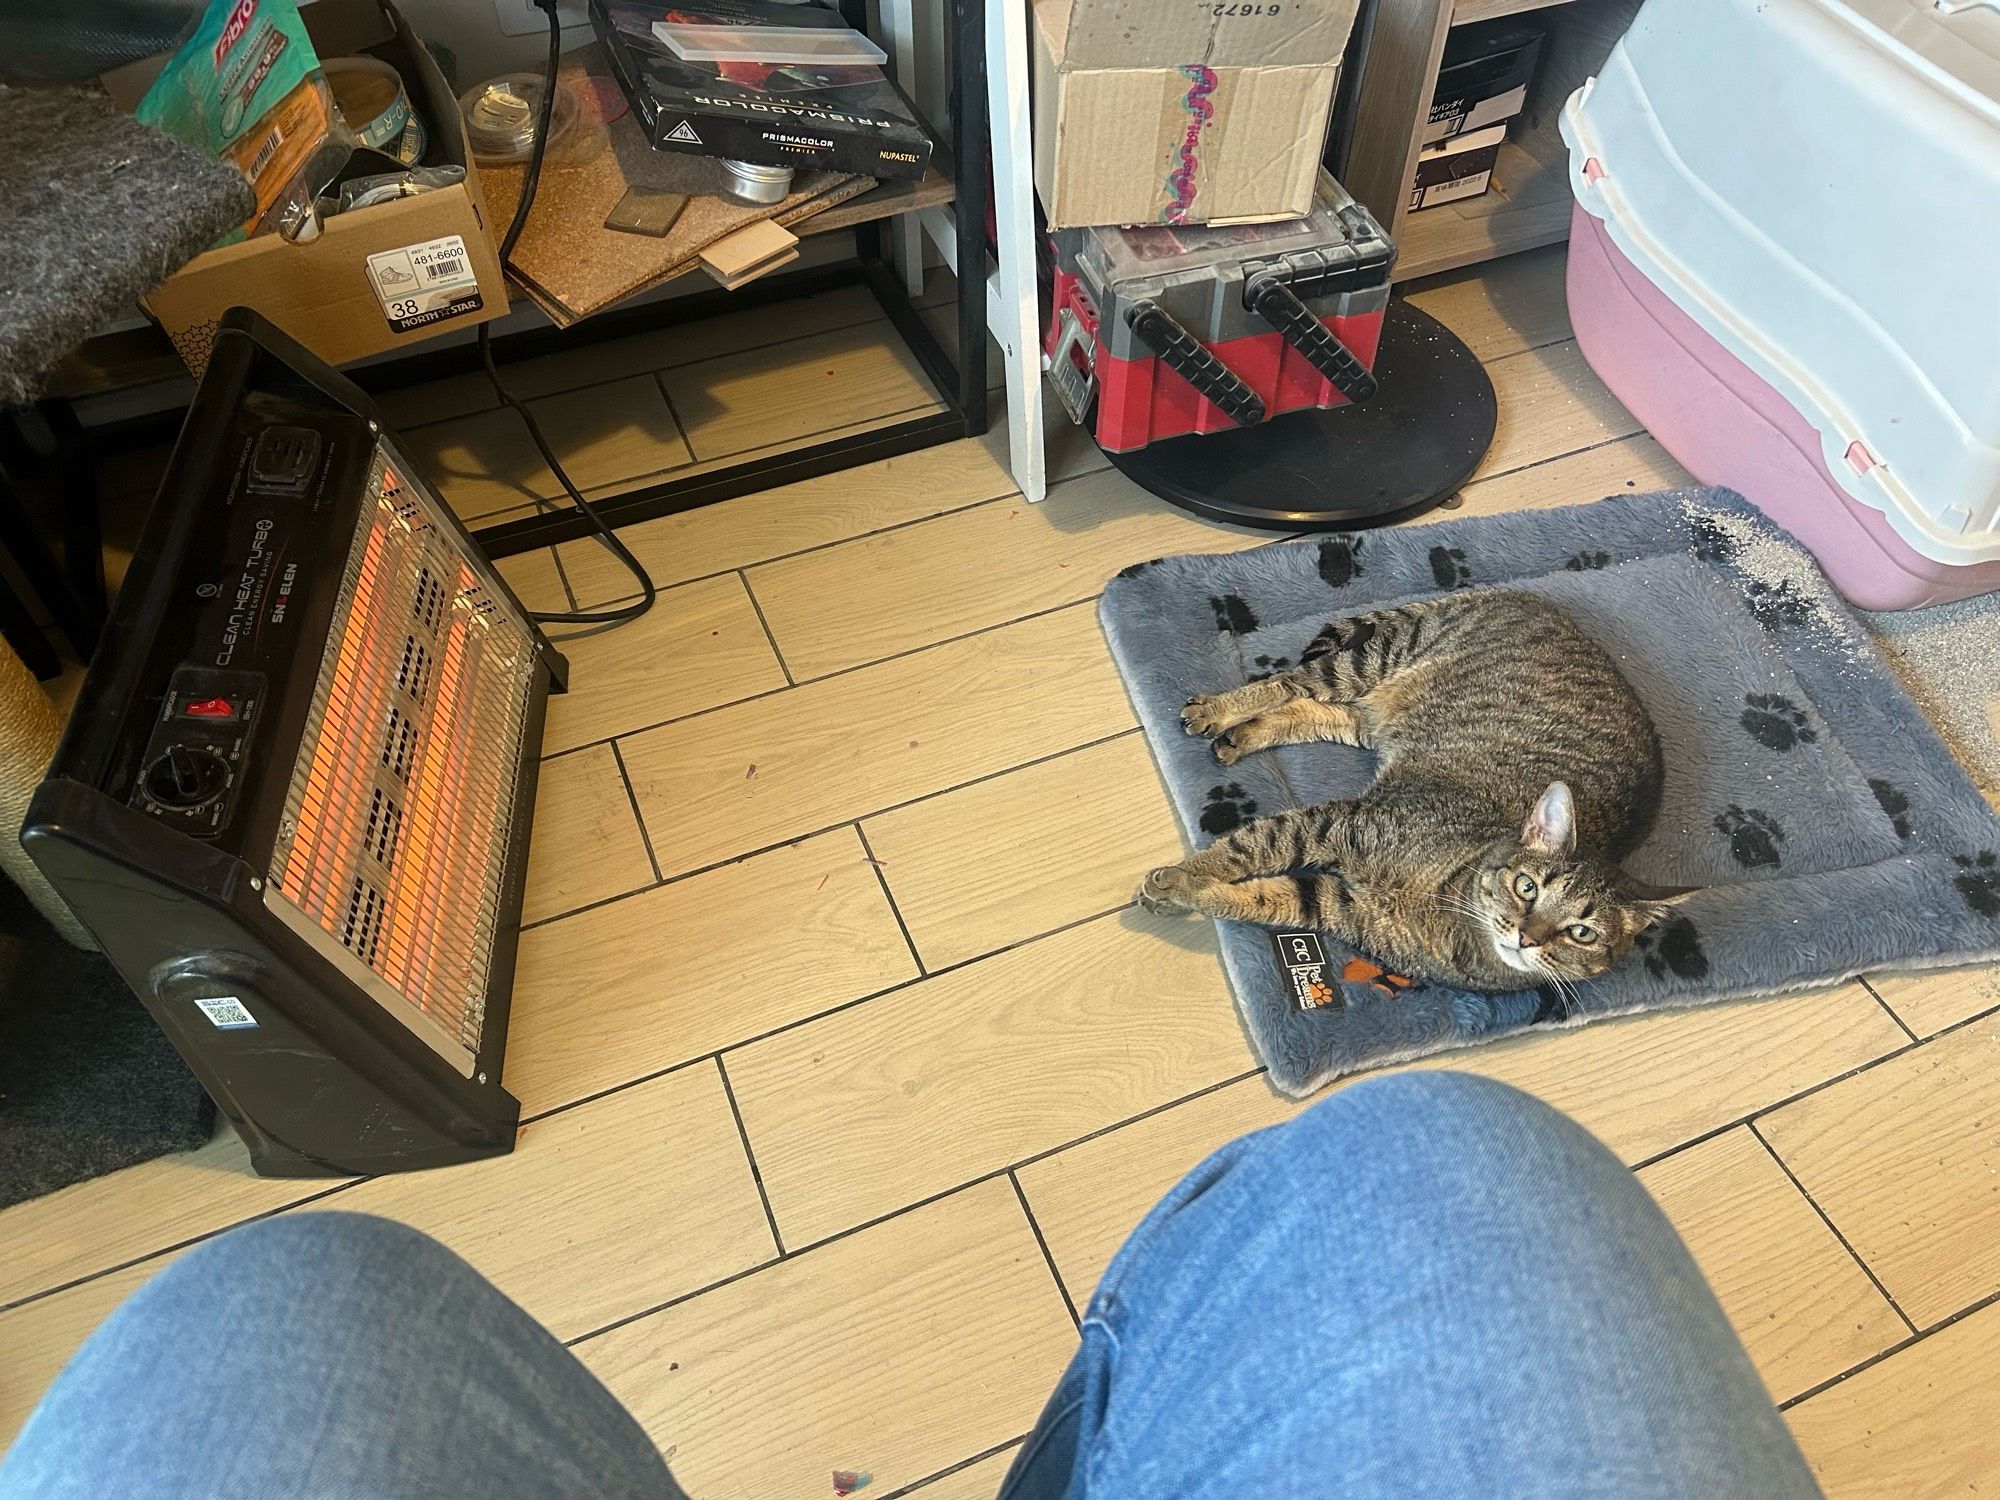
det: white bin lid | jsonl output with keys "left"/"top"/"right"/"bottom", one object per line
{"left": 1565, "top": 0, "right": 2000, "bottom": 568}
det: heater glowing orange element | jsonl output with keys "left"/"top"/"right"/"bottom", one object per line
{"left": 266, "top": 456, "right": 536, "bottom": 1068}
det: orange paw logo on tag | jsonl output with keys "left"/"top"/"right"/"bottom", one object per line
{"left": 1340, "top": 957, "right": 1417, "bottom": 998}
{"left": 1305, "top": 978, "right": 1335, "bottom": 1005}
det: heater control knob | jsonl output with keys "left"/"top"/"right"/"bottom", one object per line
{"left": 144, "top": 746, "right": 228, "bottom": 809}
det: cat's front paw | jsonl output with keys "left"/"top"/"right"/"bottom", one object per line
{"left": 1210, "top": 727, "right": 1249, "bottom": 766}
{"left": 1181, "top": 694, "right": 1232, "bottom": 739}
{"left": 1137, "top": 865, "right": 1200, "bottom": 914}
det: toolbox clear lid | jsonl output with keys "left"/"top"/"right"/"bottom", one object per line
{"left": 1073, "top": 174, "right": 1393, "bottom": 288}
{"left": 651, "top": 19, "right": 886, "bottom": 63}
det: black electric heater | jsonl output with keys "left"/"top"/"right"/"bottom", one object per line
{"left": 24, "top": 311, "right": 568, "bottom": 1177}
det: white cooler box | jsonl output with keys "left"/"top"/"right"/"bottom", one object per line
{"left": 1560, "top": 0, "right": 2000, "bottom": 608}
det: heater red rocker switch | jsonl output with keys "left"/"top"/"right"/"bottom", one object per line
{"left": 183, "top": 697, "right": 235, "bottom": 719}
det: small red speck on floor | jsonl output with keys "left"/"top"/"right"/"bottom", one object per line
{"left": 1059, "top": 562, "right": 1069, "bottom": 568}
{"left": 711, "top": 629, "right": 720, "bottom": 635}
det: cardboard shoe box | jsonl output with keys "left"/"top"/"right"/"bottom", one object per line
{"left": 1423, "top": 21, "right": 1544, "bottom": 145}
{"left": 105, "top": 0, "right": 506, "bottom": 374}
{"left": 1031, "top": 0, "right": 1359, "bottom": 230}
{"left": 1409, "top": 122, "right": 1506, "bottom": 210}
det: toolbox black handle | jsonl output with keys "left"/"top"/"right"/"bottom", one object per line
{"left": 1125, "top": 300, "right": 1266, "bottom": 429}
{"left": 1246, "top": 272, "right": 1379, "bottom": 405}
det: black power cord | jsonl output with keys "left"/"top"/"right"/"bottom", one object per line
{"left": 479, "top": 0, "right": 659, "bottom": 627}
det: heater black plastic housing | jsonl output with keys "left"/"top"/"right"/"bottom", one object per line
{"left": 23, "top": 310, "right": 568, "bottom": 1177}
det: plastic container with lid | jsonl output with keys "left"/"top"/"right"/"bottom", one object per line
{"left": 1560, "top": 0, "right": 2000, "bottom": 607}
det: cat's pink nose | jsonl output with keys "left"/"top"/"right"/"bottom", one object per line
{"left": 1517, "top": 930, "right": 1538, "bottom": 950}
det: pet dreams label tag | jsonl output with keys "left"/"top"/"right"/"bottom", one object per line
{"left": 364, "top": 235, "right": 484, "bottom": 333}
{"left": 194, "top": 995, "right": 258, "bottom": 1030}
{"left": 1272, "top": 930, "right": 1340, "bottom": 1011}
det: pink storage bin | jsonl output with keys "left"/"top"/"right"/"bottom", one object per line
{"left": 1558, "top": 0, "right": 2000, "bottom": 610}
{"left": 1565, "top": 205, "right": 2000, "bottom": 610}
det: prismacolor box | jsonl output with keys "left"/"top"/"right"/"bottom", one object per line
{"left": 592, "top": 0, "right": 933, "bottom": 180}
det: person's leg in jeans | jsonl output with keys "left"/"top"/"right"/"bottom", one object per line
{"left": 1000, "top": 1071, "right": 1821, "bottom": 1499}
{"left": 0, "top": 1213, "right": 682, "bottom": 1500}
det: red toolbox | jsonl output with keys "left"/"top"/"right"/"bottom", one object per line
{"left": 1044, "top": 177, "right": 1394, "bottom": 454}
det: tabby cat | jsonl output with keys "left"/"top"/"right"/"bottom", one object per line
{"left": 1140, "top": 589, "right": 1682, "bottom": 994}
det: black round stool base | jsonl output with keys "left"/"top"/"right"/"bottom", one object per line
{"left": 1104, "top": 299, "right": 1498, "bottom": 531}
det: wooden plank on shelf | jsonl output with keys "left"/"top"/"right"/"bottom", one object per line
{"left": 1453, "top": 0, "right": 1576, "bottom": 26}
{"left": 800, "top": 162, "right": 956, "bottom": 237}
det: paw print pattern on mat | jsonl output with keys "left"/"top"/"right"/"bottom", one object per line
{"left": 1247, "top": 653, "right": 1292, "bottom": 683}
{"left": 1564, "top": 551, "right": 1611, "bottom": 571}
{"left": 1745, "top": 578, "right": 1816, "bottom": 630}
{"left": 1199, "top": 783, "right": 1258, "bottom": 836}
{"left": 1715, "top": 805, "right": 1783, "bottom": 868}
{"left": 1954, "top": 853, "right": 2000, "bottom": 918}
{"left": 1740, "top": 693, "right": 1818, "bottom": 752}
{"left": 1318, "top": 535, "right": 1365, "bottom": 588}
{"left": 1689, "top": 513, "right": 1738, "bottom": 563}
{"left": 1209, "top": 595, "right": 1258, "bottom": 635}
{"left": 1869, "top": 778, "right": 1913, "bottom": 839}
{"left": 1429, "top": 546, "right": 1472, "bottom": 588}
{"left": 1636, "top": 915, "right": 1710, "bottom": 981}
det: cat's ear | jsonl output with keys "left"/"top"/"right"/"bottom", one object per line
{"left": 1521, "top": 781, "right": 1576, "bottom": 857}
{"left": 1627, "top": 890, "right": 1696, "bottom": 930}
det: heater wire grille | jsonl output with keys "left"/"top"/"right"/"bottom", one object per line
{"left": 268, "top": 452, "right": 538, "bottom": 1063}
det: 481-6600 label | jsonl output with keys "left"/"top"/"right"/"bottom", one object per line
{"left": 363, "top": 235, "right": 485, "bottom": 334}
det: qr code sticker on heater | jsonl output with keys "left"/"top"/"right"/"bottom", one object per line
{"left": 194, "top": 996, "right": 258, "bottom": 1030}
{"left": 364, "top": 235, "right": 484, "bottom": 334}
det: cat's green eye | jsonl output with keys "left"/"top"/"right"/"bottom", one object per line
{"left": 1568, "top": 923, "right": 1599, "bottom": 944}
{"left": 1512, "top": 872, "right": 1538, "bottom": 901}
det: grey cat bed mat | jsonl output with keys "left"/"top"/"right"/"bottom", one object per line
{"left": 1101, "top": 489, "right": 2000, "bottom": 1097}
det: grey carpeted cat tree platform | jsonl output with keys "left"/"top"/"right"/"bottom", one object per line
{"left": 0, "top": 80, "right": 251, "bottom": 1202}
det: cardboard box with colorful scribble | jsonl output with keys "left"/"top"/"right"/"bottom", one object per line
{"left": 1029, "top": 0, "right": 1358, "bottom": 230}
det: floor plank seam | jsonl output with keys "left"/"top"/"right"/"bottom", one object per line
{"left": 558, "top": 480, "right": 1020, "bottom": 613}
{"left": 646, "top": 371, "right": 703, "bottom": 476}
{"left": 678, "top": 397, "right": 950, "bottom": 477}
{"left": 547, "top": 543, "right": 582, "bottom": 613}
{"left": 394, "top": 304, "right": 899, "bottom": 437}
{"left": 516, "top": 900, "right": 1170, "bottom": 1130}
{"left": 714, "top": 1056, "right": 787, "bottom": 1258}
{"left": 1776, "top": 1279, "right": 2000, "bottom": 1411}
{"left": 0, "top": 1175, "right": 363, "bottom": 1318}
{"left": 1856, "top": 976, "right": 1921, "bottom": 1044}
{"left": 1010, "top": 1170, "right": 1082, "bottom": 1330}
{"left": 524, "top": 727, "right": 1146, "bottom": 928}
{"left": 739, "top": 568, "right": 796, "bottom": 687}
{"left": 854, "top": 822, "right": 927, "bottom": 977}
{"left": 874, "top": 1438, "right": 1029, "bottom": 1500}
{"left": 1744, "top": 1118, "right": 1920, "bottom": 1336}
{"left": 609, "top": 741, "right": 666, "bottom": 885}
{"left": 537, "top": 587, "right": 1115, "bottom": 763}
{"left": 559, "top": 1249, "right": 785, "bottom": 1350}
{"left": 1625, "top": 1023, "right": 1932, "bottom": 1175}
